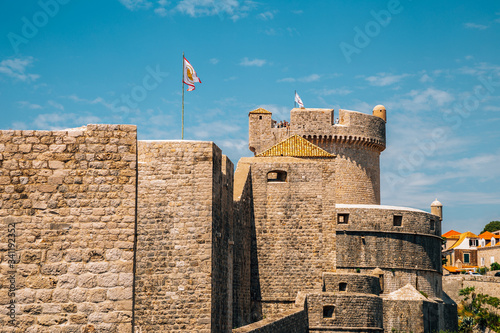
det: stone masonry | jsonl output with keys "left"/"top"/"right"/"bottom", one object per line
{"left": 0, "top": 103, "right": 458, "bottom": 333}
{"left": 0, "top": 125, "right": 137, "bottom": 333}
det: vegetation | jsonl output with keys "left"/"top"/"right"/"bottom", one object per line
{"left": 478, "top": 266, "right": 488, "bottom": 275}
{"left": 491, "top": 262, "right": 500, "bottom": 271}
{"left": 481, "top": 221, "right": 500, "bottom": 234}
{"left": 457, "top": 286, "right": 500, "bottom": 332}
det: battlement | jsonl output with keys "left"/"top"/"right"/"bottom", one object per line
{"left": 249, "top": 107, "right": 386, "bottom": 155}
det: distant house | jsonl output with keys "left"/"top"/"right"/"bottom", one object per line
{"left": 477, "top": 231, "right": 500, "bottom": 267}
{"left": 442, "top": 231, "right": 479, "bottom": 272}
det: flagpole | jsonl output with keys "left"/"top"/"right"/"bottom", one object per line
{"left": 294, "top": 90, "right": 296, "bottom": 108}
{"left": 182, "top": 52, "right": 185, "bottom": 140}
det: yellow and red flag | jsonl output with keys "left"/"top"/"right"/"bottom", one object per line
{"left": 183, "top": 56, "right": 201, "bottom": 91}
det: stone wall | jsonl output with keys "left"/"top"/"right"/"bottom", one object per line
{"left": 232, "top": 307, "right": 308, "bottom": 333}
{"left": 232, "top": 162, "right": 254, "bottom": 326}
{"left": 0, "top": 125, "right": 137, "bottom": 333}
{"left": 322, "top": 273, "right": 380, "bottom": 295}
{"left": 334, "top": 206, "right": 442, "bottom": 297}
{"left": 477, "top": 245, "right": 500, "bottom": 267}
{"left": 382, "top": 299, "right": 436, "bottom": 333}
{"left": 307, "top": 293, "right": 383, "bottom": 332}
{"left": 443, "top": 275, "right": 500, "bottom": 304}
{"left": 134, "top": 141, "right": 230, "bottom": 333}
{"left": 240, "top": 157, "right": 337, "bottom": 316}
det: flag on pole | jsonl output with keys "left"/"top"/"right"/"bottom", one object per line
{"left": 183, "top": 56, "right": 201, "bottom": 91}
{"left": 295, "top": 91, "right": 304, "bottom": 108}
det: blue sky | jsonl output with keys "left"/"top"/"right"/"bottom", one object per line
{"left": 1, "top": 0, "right": 499, "bottom": 234}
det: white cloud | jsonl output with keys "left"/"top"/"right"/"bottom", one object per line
{"left": 407, "top": 88, "right": 454, "bottom": 107}
{"left": 174, "top": 0, "right": 254, "bottom": 20}
{"left": 419, "top": 74, "right": 433, "bottom": 83}
{"left": 364, "top": 73, "right": 410, "bottom": 87}
{"left": 119, "top": 0, "right": 255, "bottom": 20}
{"left": 258, "top": 11, "right": 275, "bottom": 20}
{"left": 240, "top": 57, "right": 266, "bottom": 67}
{"left": 0, "top": 57, "right": 40, "bottom": 82}
{"left": 118, "top": 0, "right": 152, "bottom": 10}
{"left": 209, "top": 58, "right": 219, "bottom": 65}
{"left": 277, "top": 74, "right": 320, "bottom": 83}
{"left": 48, "top": 100, "right": 64, "bottom": 111}
{"left": 154, "top": 7, "right": 168, "bottom": 16}
{"left": 291, "top": 9, "right": 303, "bottom": 14}
{"left": 66, "top": 94, "right": 116, "bottom": 111}
{"left": 316, "top": 88, "right": 352, "bottom": 96}
{"left": 464, "top": 22, "right": 488, "bottom": 30}
{"left": 17, "top": 101, "right": 42, "bottom": 109}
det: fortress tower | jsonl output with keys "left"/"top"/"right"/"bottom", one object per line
{"left": 234, "top": 106, "right": 456, "bottom": 332}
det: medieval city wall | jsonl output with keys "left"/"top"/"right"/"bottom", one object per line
{"left": 134, "top": 141, "right": 231, "bottom": 333}
{"left": 232, "top": 307, "right": 308, "bottom": 333}
{"left": 0, "top": 125, "right": 137, "bottom": 333}
{"left": 443, "top": 275, "right": 500, "bottom": 304}
{"left": 242, "top": 156, "right": 337, "bottom": 316}
{"left": 335, "top": 206, "right": 442, "bottom": 297}
{"left": 307, "top": 293, "right": 384, "bottom": 332}
{"left": 232, "top": 162, "right": 254, "bottom": 326}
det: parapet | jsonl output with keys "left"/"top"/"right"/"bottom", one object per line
{"left": 249, "top": 107, "right": 386, "bottom": 155}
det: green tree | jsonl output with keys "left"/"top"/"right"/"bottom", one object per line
{"left": 458, "top": 287, "right": 500, "bottom": 332}
{"left": 491, "top": 262, "right": 500, "bottom": 271}
{"left": 481, "top": 221, "right": 500, "bottom": 234}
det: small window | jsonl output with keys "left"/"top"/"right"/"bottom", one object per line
{"left": 491, "top": 256, "right": 495, "bottom": 264}
{"left": 469, "top": 239, "right": 478, "bottom": 247}
{"left": 323, "top": 305, "right": 335, "bottom": 318}
{"left": 430, "top": 219, "right": 435, "bottom": 230}
{"left": 481, "top": 257, "right": 485, "bottom": 266}
{"left": 259, "top": 116, "right": 262, "bottom": 120}
{"left": 337, "top": 213, "right": 349, "bottom": 224}
{"left": 464, "top": 253, "right": 470, "bottom": 264}
{"left": 492, "top": 238, "right": 496, "bottom": 246}
{"left": 379, "top": 274, "right": 384, "bottom": 293}
{"left": 393, "top": 215, "right": 402, "bottom": 227}
{"left": 339, "top": 283, "right": 347, "bottom": 292}
{"left": 267, "top": 170, "right": 287, "bottom": 182}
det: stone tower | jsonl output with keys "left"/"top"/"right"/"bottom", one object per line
{"left": 232, "top": 106, "right": 456, "bottom": 332}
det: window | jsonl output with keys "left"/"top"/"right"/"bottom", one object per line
{"left": 492, "top": 238, "right": 496, "bottom": 246}
{"left": 491, "top": 256, "right": 495, "bottom": 264}
{"left": 469, "top": 239, "right": 478, "bottom": 247}
{"left": 481, "top": 239, "right": 486, "bottom": 247}
{"left": 464, "top": 253, "right": 470, "bottom": 263}
{"left": 430, "top": 219, "right": 435, "bottom": 230}
{"left": 339, "top": 283, "right": 347, "bottom": 292}
{"left": 337, "top": 213, "right": 349, "bottom": 224}
{"left": 259, "top": 116, "right": 262, "bottom": 120}
{"left": 393, "top": 215, "right": 402, "bottom": 227}
{"left": 481, "top": 257, "right": 485, "bottom": 266}
{"left": 267, "top": 170, "right": 287, "bottom": 182}
{"left": 323, "top": 305, "right": 335, "bottom": 318}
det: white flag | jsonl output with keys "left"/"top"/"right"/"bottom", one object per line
{"left": 183, "top": 56, "right": 201, "bottom": 91}
{"left": 295, "top": 91, "right": 304, "bottom": 108}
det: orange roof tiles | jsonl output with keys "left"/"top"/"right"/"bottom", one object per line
{"left": 249, "top": 107, "right": 271, "bottom": 114}
{"left": 442, "top": 230, "right": 461, "bottom": 238}
{"left": 256, "top": 135, "right": 335, "bottom": 158}
{"left": 449, "top": 231, "right": 479, "bottom": 250}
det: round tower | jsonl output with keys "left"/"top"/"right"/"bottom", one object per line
{"left": 372, "top": 105, "right": 387, "bottom": 122}
{"left": 431, "top": 198, "right": 443, "bottom": 221}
